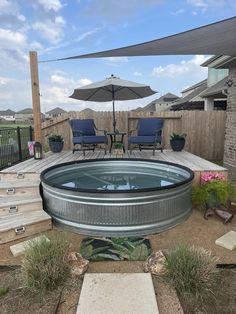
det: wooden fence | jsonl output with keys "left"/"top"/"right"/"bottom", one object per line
{"left": 41, "top": 111, "right": 226, "bottom": 160}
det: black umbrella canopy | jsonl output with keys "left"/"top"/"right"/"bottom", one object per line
{"left": 70, "top": 75, "right": 157, "bottom": 132}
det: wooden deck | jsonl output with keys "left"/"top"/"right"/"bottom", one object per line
{"left": 0, "top": 149, "right": 227, "bottom": 185}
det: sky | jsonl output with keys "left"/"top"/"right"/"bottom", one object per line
{"left": 0, "top": 0, "right": 236, "bottom": 113}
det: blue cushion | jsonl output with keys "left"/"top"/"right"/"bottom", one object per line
{"left": 69, "top": 119, "right": 96, "bottom": 136}
{"left": 128, "top": 135, "right": 161, "bottom": 144}
{"left": 82, "top": 135, "right": 107, "bottom": 144}
{"left": 138, "top": 118, "right": 164, "bottom": 136}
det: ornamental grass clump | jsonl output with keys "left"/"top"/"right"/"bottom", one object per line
{"left": 21, "top": 233, "right": 70, "bottom": 295}
{"left": 164, "top": 244, "right": 219, "bottom": 301}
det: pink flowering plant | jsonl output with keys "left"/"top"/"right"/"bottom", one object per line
{"left": 192, "top": 172, "right": 234, "bottom": 210}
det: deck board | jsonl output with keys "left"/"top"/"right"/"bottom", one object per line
{"left": 0, "top": 149, "right": 227, "bottom": 174}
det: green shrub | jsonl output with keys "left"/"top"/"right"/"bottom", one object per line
{"left": 192, "top": 179, "right": 234, "bottom": 209}
{"left": 164, "top": 244, "right": 219, "bottom": 300}
{"left": 21, "top": 233, "right": 70, "bottom": 295}
{"left": 0, "top": 287, "right": 9, "bottom": 297}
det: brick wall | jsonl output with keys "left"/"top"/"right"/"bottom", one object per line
{"left": 223, "top": 67, "right": 236, "bottom": 187}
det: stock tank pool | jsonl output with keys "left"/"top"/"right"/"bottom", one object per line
{"left": 40, "top": 159, "right": 194, "bottom": 236}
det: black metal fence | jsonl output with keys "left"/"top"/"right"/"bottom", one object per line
{"left": 0, "top": 126, "right": 33, "bottom": 170}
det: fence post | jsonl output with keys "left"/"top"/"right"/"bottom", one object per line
{"left": 16, "top": 127, "right": 22, "bottom": 161}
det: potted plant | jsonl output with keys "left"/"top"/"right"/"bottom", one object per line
{"left": 48, "top": 134, "right": 64, "bottom": 153}
{"left": 112, "top": 142, "right": 124, "bottom": 155}
{"left": 192, "top": 172, "right": 235, "bottom": 223}
{"left": 170, "top": 133, "right": 186, "bottom": 151}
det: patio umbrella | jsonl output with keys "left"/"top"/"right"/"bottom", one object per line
{"left": 69, "top": 74, "right": 157, "bottom": 133}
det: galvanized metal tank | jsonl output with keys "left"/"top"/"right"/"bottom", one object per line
{"left": 40, "top": 159, "right": 194, "bottom": 236}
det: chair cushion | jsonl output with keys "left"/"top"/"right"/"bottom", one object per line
{"left": 82, "top": 135, "right": 107, "bottom": 144}
{"left": 70, "top": 119, "right": 96, "bottom": 136}
{"left": 128, "top": 135, "right": 161, "bottom": 144}
{"left": 138, "top": 118, "right": 164, "bottom": 136}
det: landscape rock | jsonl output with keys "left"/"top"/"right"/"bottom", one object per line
{"left": 68, "top": 252, "right": 89, "bottom": 276}
{"left": 143, "top": 250, "right": 166, "bottom": 275}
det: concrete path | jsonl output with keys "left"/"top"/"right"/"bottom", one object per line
{"left": 76, "top": 273, "right": 159, "bottom": 314}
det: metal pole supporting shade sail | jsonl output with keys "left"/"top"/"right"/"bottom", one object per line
{"left": 69, "top": 75, "right": 157, "bottom": 133}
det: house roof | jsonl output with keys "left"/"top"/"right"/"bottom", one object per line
{"left": 149, "top": 93, "right": 179, "bottom": 104}
{"left": 51, "top": 17, "right": 236, "bottom": 62}
{"left": 0, "top": 109, "right": 15, "bottom": 115}
{"left": 170, "top": 81, "right": 208, "bottom": 108}
{"left": 182, "top": 79, "right": 207, "bottom": 93}
{"left": 46, "top": 107, "right": 67, "bottom": 114}
{"left": 17, "top": 108, "right": 33, "bottom": 114}
{"left": 201, "top": 55, "right": 236, "bottom": 69}
{"left": 133, "top": 93, "right": 179, "bottom": 112}
{"left": 199, "top": 76, "right": 228, "bottom": 98}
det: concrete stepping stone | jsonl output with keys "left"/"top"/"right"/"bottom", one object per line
{"left": 10, "top": 235, "right": 49, "bottom": 257}
{"left": 215, "top": 231, "right": 236, "bottom": 250}
{"left": 76, "top": 273, "right": 159, "bottom": 314}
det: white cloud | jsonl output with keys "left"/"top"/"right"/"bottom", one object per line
{"left": 171, "top": 8, "right": 185, "bottom": 15}
{"left": 83, "top": 0, "right": 164, "bottom": 20}
{"left": 37, "top": 0, "right": 65, "bottom": 12}
{"left": 133, "top": 71, "right": 143, "bottom": 77}
{"left": 0, "top": 0, "right": 26, "bottom": 26}
{"left": 0, "top": 76, "right": 12, "bottom": 85}
{"left": 103, "top": 57, "right": 129, "bottom": 66}
{"left": 33, "top": 17, "right": 66, "bottom": 44}
{"left": 187, "top": 0, "right": 209, "bottom": 8}
{"left": 76, "top": 28, "right": 100, "bottom": 42}
{"left": 40, "top": 73, "right": 93, "bottom": 111}
{"left": 0, "top": 28, "right": 27, "bottom": 47}
{"left": 152, "top": 55, "right": 208, "bottom": 78}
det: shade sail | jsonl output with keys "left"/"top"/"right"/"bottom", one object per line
{"left": 53, "top": 17, "right": 236, "bottom": 62}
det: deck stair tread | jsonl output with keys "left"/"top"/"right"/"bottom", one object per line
{"left": 0, "top": 210, "right": 50, "bottom": 232}
{"left": 0, "top": 180, "right": 40, "bottom": 188}
{"left": 0, "top": 194, "right": 42, "bottom": 208}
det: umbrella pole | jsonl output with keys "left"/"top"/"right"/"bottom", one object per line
{"left": 112, "top": 87, "right": 116, "bottom": 136}
{"left": 112, "top": 99, "right": 116, "bottom": 134}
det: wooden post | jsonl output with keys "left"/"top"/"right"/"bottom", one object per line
{"left": 29, "top": 51, "right": 42, "bottom": 143}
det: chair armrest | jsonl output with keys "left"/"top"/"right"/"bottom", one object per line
{"left": 96, "top": 128, "right": 107, "bottom": 135}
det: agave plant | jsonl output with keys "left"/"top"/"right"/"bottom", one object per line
{"left": 80, "top": 237, "right": 151, "bottom": 261}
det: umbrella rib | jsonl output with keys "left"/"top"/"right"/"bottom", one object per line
{"left": 84, "top": 87, "right": 106, "bottom": 101}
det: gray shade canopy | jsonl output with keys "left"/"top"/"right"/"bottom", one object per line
{"left": 54, "top": 17, "right": 236, "bottom": 61}
{"left": 70, "top": 75, "right": 157, "bottom": 132}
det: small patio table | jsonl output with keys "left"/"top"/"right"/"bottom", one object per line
{"left": 107, "top": 131, "right": 126, "bottom": 153}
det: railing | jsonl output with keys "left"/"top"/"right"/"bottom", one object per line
{"left": 0, "top": 126, "right": 33, "bottom": 170}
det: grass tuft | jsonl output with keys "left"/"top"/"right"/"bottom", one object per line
{"left": 164, "top": 244, "right": 219, "bottom": 301}
{"left": 21, "top": 233, "right": 70, "bottom": 295}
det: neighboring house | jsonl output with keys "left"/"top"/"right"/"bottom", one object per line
{"left": 15, "top": 108, "right": 45, "bottom": 122}
{"left": 45, "top": 107, "right": 67, "bottom": 119}
{"left": 0, "top": 109, "right": 15, "bottom": 121}
{"left": 150, "top": 93, "right": 179, "bottom": 111}
{"left": 170, "top": 80, "right": 208, "bottom": 110}
{"left": 133, "top": 93, "right": 179, "bottom": 112}
{"left": 200, "top": 55, "right": 230, "bottom": 110}
{"left": 15, "top": 108, "right": 34, "bottom": 122}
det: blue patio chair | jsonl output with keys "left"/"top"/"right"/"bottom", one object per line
{"left": 69, "top": 119, "right": 108, "bottom": 155}
{"left": 128, "top": 118, "right": 164, "bottom": 155}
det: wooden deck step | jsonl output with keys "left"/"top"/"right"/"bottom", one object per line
{"left": 0, "top": 195, "right": 42, "bottom": 217}
{"left": 0, "top": 172, "right": 40, "bottom": 182}
{"left": 0, "top": 180, "right": 40, "bottom": 196}
{"left": 0, "top": 210, "right": 52, "bottom": 244}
